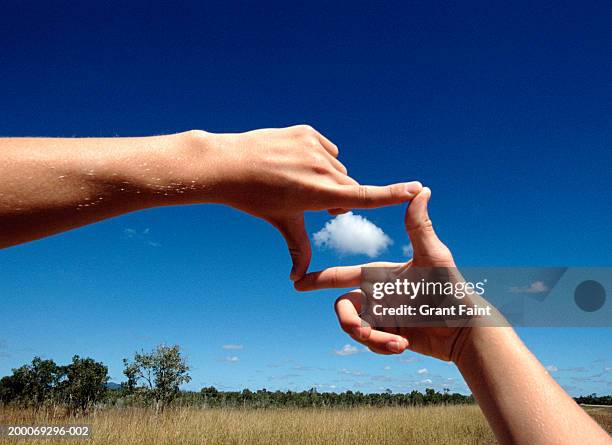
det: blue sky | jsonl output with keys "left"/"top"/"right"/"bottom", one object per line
{"left": 0, "top": 1, "right": 610, "bottom": 396}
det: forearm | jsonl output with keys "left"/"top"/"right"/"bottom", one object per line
{"left": 455, "top": 327, "right": 609, "bottom": 445}
{"left": 0, "top": 131, "right": 214, "bottom": 248}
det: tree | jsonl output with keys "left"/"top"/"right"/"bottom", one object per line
{"left": 123, "top": 344, "right": 191, "bottom": 412}
{"left": 58, "top": 355, "right": 108, "bottom": 414}
{"left": 0, "top": 357, "right": 61, "bottom": 409}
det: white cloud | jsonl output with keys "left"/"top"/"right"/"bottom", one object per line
{"left": 398, "top": 356, "right": 420, "bottom": 363}
{"left": 339, "top": 368, "right": 366, "bottom": 377}
{"left": 223, "top": 356, "right": 240, "bottom": 363}
{"left": 417, "top": 368, "right": 429, "bottom": 375}
{"left": 420, "top": 378, "right": 433, "bottom": 384}
{"left": 313, "top": 212, "right": 392, "bottom": 258}
{"left": 383, "top": 366, "right": 391, "bottom": 371}
{"left": 546, "top": 365, "right": 558, "bottom": 372}
{"left": 222, "top": 344, "right": 244, "bottom": 350}
{"left": 509, "top": 281, "right": 549, "bottom": 294}
{"left": 402, "top": 244, "right": 413, "bottom": 257}
{"left": 333, "top": 344, "right": 361, "bottom": 356}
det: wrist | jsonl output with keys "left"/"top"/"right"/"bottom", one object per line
{"left": 131, "top": 130, "right": 225, "bottom": 207}
{"left": 452, "top": 326, "right": 518, "bottom": 370}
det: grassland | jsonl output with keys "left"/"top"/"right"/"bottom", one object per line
{"left": 1, "top": 405, "right": 610, "bottom": 444}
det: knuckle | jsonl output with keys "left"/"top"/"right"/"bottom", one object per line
{"left": 296, "top": 124, "right": 315, "bottom": 134}
{"left": 307, "top": 135, "right": 321, "bottom": 147}
{"left": 330, "top": 268, "right": 340, "bottom": 288}
{"left": 357, "top": 185, "right": 373, "bottom": 204}
{"left": 309, "top": 151, "right": 324, "bottom": 165}
{"left": 288, "top": 246, "right": 302, "bottom": 259}
{"left": 406, "top": 217, "right": 434, "bottom": 233}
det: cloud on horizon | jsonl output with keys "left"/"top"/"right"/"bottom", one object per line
{"left": 509, "top": 280, "right": 549, "bottom": 294}
{"left": 313, "top": 212, "right": 392, "bottom": 258}
{"left": 333, "top": 344, "right": 362, "bottom": 356}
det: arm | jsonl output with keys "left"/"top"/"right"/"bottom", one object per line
{"left": 455, "top": 326, "right": 610, "bottom": 444}
{"left": 0, "top": 126, "right": 422, "bottom": 279}
{"left": 296, "top": 188, "right": 610, "bottom": 444}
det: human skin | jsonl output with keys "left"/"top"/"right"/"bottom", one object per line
{"left": 296, "top": 189, "right": 610, "bottom": 445}
{"left": 0, "top": 125, "right": 422, "bottom": 279}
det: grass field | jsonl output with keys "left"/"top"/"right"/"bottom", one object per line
{"left": 1, "top": 405, "right": 610, "bottom": 444}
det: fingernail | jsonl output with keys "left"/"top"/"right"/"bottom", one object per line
{"left": 386, "top": 341, "right": 402, "bottom": 354}
{"left": 405, "top": 182, "right": 423, "bottom": 197}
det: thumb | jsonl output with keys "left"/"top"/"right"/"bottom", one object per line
{"left": 271, "top": 214, "right": 312, "bottom": 281}
{"left": 404, "top": 187, "right": 453, "bottom": 265}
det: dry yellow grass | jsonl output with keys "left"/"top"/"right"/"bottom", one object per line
{"left": 2, "top": 405, "right": 493, "bottom": 445}
{"left": 1, "top": 405, "right": 610, "bottom": 444}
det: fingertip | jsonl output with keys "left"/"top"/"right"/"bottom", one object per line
{"left": 293, "top": 277, "right": 308, "bottom": 291}
{"left": 385, "top": 337, "right": 409, "bottom": 354}
{"left": 405, "top": 181, "right": 423, "bottom": 198}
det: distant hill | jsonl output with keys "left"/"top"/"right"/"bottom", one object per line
{"left": 106, "top": 382, "right": 122, "bottom": 390}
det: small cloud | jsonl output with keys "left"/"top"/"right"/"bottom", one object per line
{"left": 420, "top": 378, "right": 433, "bottom": 384}
{"left": 417, "top": 368, "right": 429, "bottom": 375}
{"left": 339, "top": 368, "right": 367, "bottom": 377}
{"left": 313, "top": 212, "right": 392, "bottom": 258}
{"left": 123, "top": 228, "right": 161, "bottom": 247}
{"left": 558, "top": 366, "right": 588, "bottom": 373}
{"left": 383, "top": 366, "right": 391, "bottom": 371}
{"left": 402, "top": 244, "right": 413, "bottom": 258}
{"left": 223, "top": 356, "right": 240, "bottom": 363}
{"left": 398, "top": 355, "right": 420, "bottom": 363}
{"left": 509, "top": 281, "right": 549, "bottom": 294}
{"left": 333, "top": 344, "right": 361, "bottom": 356}
{"left": 222, "top": 344, "right": 244, "bottom": 350}
{"left": 546, "top": 365, "right": 558, "bottom": 372}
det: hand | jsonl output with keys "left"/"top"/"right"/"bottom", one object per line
{"left": 295, "top": 187, "right": 472, "bottom": 361}
{"left": 177, "top": 126, "right": 422, "bottom": 280}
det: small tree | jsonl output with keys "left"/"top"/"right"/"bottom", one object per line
{"left": 123, "top": 344, "right": 191, "bottom": 412}
{"left": 58, "top": 355, "right": 108, "bottom": 414}
{"left": 2, "top": 357, "right": 61, "bottom": 409}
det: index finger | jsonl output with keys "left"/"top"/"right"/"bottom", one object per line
{"left": 294, "top": 261, "right": 404, "bottom": 291}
